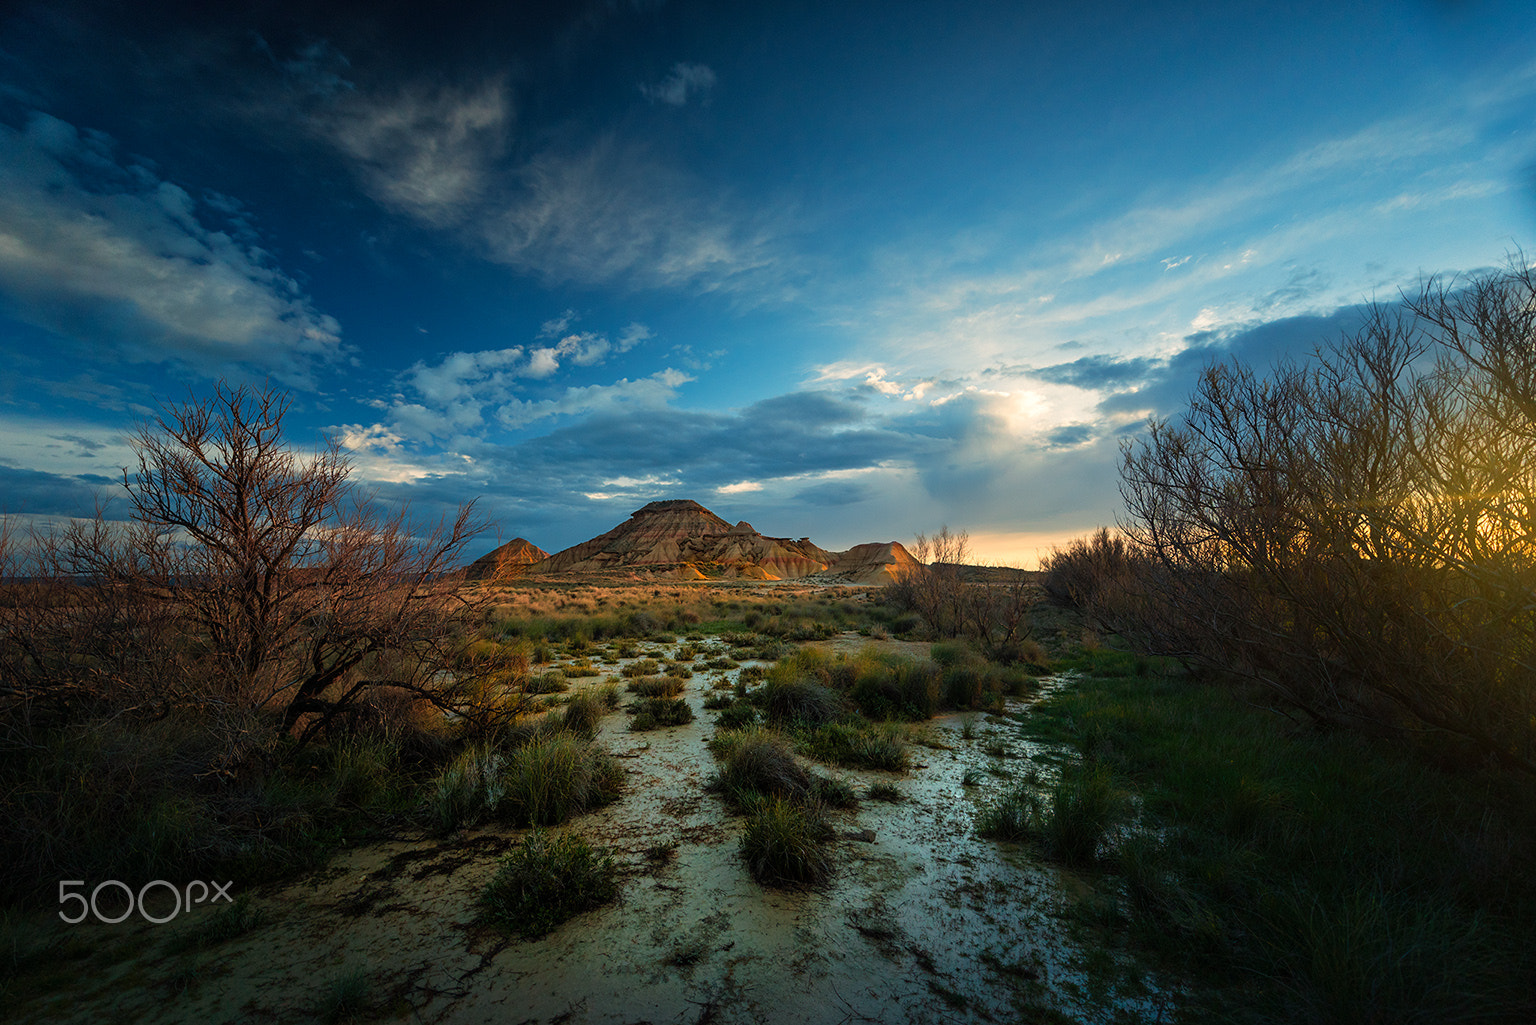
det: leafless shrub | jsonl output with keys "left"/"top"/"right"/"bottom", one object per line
{"left": 1118, "top": 259, "right": 1536, "bottom": 773}
{"left": 886, "top": 526, "right": 1036, "bottom": 661}
{"left": 1, "top": 381, "right": 497, "bottom": 752}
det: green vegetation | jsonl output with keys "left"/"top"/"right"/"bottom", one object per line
{"left": 164, "top": 894, "right": 265, "bottom": 955}
{"left": 427, "top": 731, "right": 623, "bottom": 832}
{"left": 977, "top": 761, "right": 1126, "bottom": 864}
{"left": 628, "top": 697, "right": 694, "bottom": 731}
{"left": 481, "top": 830, "right": 618, "bottom": 939}
{"left": 1009, "top": 650, "right": 1536, "bottom": 1023}
{"left": 318, "top": 966, "right": 373, "bottom": 1024}
{"left": 793, "top": 720, "right": 909, "bottom": 771}
{"left": 627, "top": 674, "right": 686, "bottom": 698}
{"left": 739, "top": 797, "right": 834, "bottom": 887}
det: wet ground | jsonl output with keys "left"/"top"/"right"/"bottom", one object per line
{"left": 12, "top": 634, "right": 1171, "bottom": 1024}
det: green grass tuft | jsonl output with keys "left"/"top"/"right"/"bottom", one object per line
{"left": 739, "top": 797, "right": 834, "bottom": 887}
{"left": 481, "top": 829, "right": 618, "bottom": 939}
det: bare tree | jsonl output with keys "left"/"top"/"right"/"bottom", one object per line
{"left": 889, "top": 526, "right": 1038, "bottom": 661}
{"left": 1117, "top": 263, "right": 1536, "bottom": 773}
{"left": 43, "top": 381, "right": 498, "bottom": 748}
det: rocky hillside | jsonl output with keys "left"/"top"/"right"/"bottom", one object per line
{"left": 463, "top": 537, "right": 549, "bottom": 580}
{"left": 526, "top": 499, "right": 917, "bottom": 583}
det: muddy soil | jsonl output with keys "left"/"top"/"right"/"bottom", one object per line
{"left": 12, "top": 634, "right": 1170, "bottom": 1024}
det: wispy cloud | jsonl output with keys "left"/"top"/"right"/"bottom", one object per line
{"left": 640, "top": 63, "right": 717, "bottom": 106}
{"left": 312, "top": 77, "right": 511, "bottom": 226}
{"left": 0, "top": 113, "right": 342, "bottom": 384}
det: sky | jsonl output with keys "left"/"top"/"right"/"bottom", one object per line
{"left": 2, "top": 0, "right": 1536, "bottom": 567}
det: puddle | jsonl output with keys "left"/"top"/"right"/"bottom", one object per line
{"left": 13, "top": 636, "right": 1171, "bottom": 1024}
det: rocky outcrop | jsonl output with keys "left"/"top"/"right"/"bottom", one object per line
{"left": 464, "top": 538, "right": 549, "bottom": 580}
{"left": 528, "top": 499, "right": 914, "bottom": 581}
{"left": 822, "top": 542, "right": 922, "bottom": 584}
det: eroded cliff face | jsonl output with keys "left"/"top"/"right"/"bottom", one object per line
{"left": 527, "top": 499, "right": 917, "bottom": 582}
{"left": 463, "top": 538, "right": 550, "bottom": 580}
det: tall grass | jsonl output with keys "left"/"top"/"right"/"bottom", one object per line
{"left": 740, "top": 797, "right": 834, "bottom": 887}
{"left": 1017, "top": 651, "right": 1536, "bottom": 1023}
{"left": 427, "top": 732, "right": 622, "bottom": 831}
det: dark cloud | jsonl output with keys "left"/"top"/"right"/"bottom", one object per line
{"left": 1031, "top": 354, "right": 1165, "bottom": 390}
{"left": 1045, "top": 423, "right": 1094, "bottom": 448}
{"left": 793, "top": 481, "right": 871, "bottom": 506}
{"left": 1098, "top": 303, "right": 1375, "bottom": 418}
{"left": 740, "top": 391, "right": 865, "bottom": 428}
{"left": 0, "top": 465, "right": 114, "bottom": 518}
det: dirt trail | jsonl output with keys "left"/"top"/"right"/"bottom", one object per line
{"left": 16, "top": 635, "right": 1169, "bottom": 1024}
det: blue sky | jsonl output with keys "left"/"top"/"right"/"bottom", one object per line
{"left": 2, "top": 0, "right": 1535, "bottom": 565}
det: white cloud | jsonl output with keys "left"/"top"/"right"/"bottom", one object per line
{"left": 0, "top": 113, "right": 342, "bottom": 382}
{"left": 495, "top": 368, "right": 692, "bottom": 428}
{"left": 539, "top": 308, "right": 578, "bottom": 337}
{"left": 640, "top": 63, "right": 717, "bottom": 107}
{"left": 314, "top": 77, "right": 511, "bottom": 226}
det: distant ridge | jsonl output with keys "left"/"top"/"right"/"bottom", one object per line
{"left": 524, "top": 499, "right": 918, "bottom": 583}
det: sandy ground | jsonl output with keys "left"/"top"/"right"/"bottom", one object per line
{"left": 11, "top": 635, "right": 1171, "bottom": 1024}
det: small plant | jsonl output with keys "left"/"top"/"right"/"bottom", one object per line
{"left": 960, "top": 716, "right": 977, "bottom": 741}
{"left": 644, "top": 840, "right": 679, "bottom": 863}
{"left": 629, "top": 697, "right": 694, "bottom": 731}
{"left": 867, "top": 782, "right": 903, "bottom": 802}
{"left": 714, "top": 701, "right": 759, "bottom": 730}
{"left": 712, "top": 728, "right": 814, "bottom": 808}
{"left": 621, "top": 658, "right": 661, "bottom": 678}
{"left": 977, "top": 762, "right": 1125, "bottom": 864}
{"left": 760, "top": 679, "right": 844, "bottom": 728}
{"left": 811, "top": 775, "right": 858, "bottom": 808}
{"left": 164, "top": 893, "right": 265, "bottom": 954}
{"left": 524, "top": 671, "right": 569, "bottom": 695}
{"left": 796, "top": 720, "right": 909, "bottom": 771}
{"left": 318, "top": 966, "right": 372, "bottom": 1024}
{"left": 961, "top": 766, "right": 984, "bottom": 787}
{"left": 554, "top": 690, "right": 607, "bottom": 739}
{"left": 481, "top": 829, "right": 618, "bottom": 939}
{"left": 628, "top": 675, "right": 685, "bottom": 698}
{"left": 739, "top": 797, "right": 833, "bottom": 887}
{"left": 976, "top": 783, "right": 1037, "bottom": 839}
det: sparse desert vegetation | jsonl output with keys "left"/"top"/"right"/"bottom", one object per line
{"left": 7, "top": 298, "right": 1536, "bottom": 1024}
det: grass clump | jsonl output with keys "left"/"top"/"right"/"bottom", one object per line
{"left": 739, "top": 797, "right": 834, "bottom": 887}
{"left": 523, "top": 670, "right": 568, "bottom": 695}
{"left": 757, "top": 678, "right": 844, "bottom": 728}
{"left": 713, "top": 700, "right": 759, "bottom": 730}
{"left": 318, "top": 966, "right": 372, "bottom": 1023}
{"left": 627, "top": 675, "right": 686, "bottom": 698}
{"left": 620, "top": 658, "right": 662, "bottom": 678}
{"left": 552, "top": 690, "right": 608, "bottom": 739}
{"left": 711, "top": 727, "right": 814, "bottom": 807}
{"left": 795, "top": 720, "right": 909, "bottom": 771}
{"left": 481, "top": 829, "right": 618, "bottom": 939}
{"left": 427, "top": 732, "right": 622, "bottom": 831}
{"left": 629, "top": 697, "right": 694, "bottom": 731}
